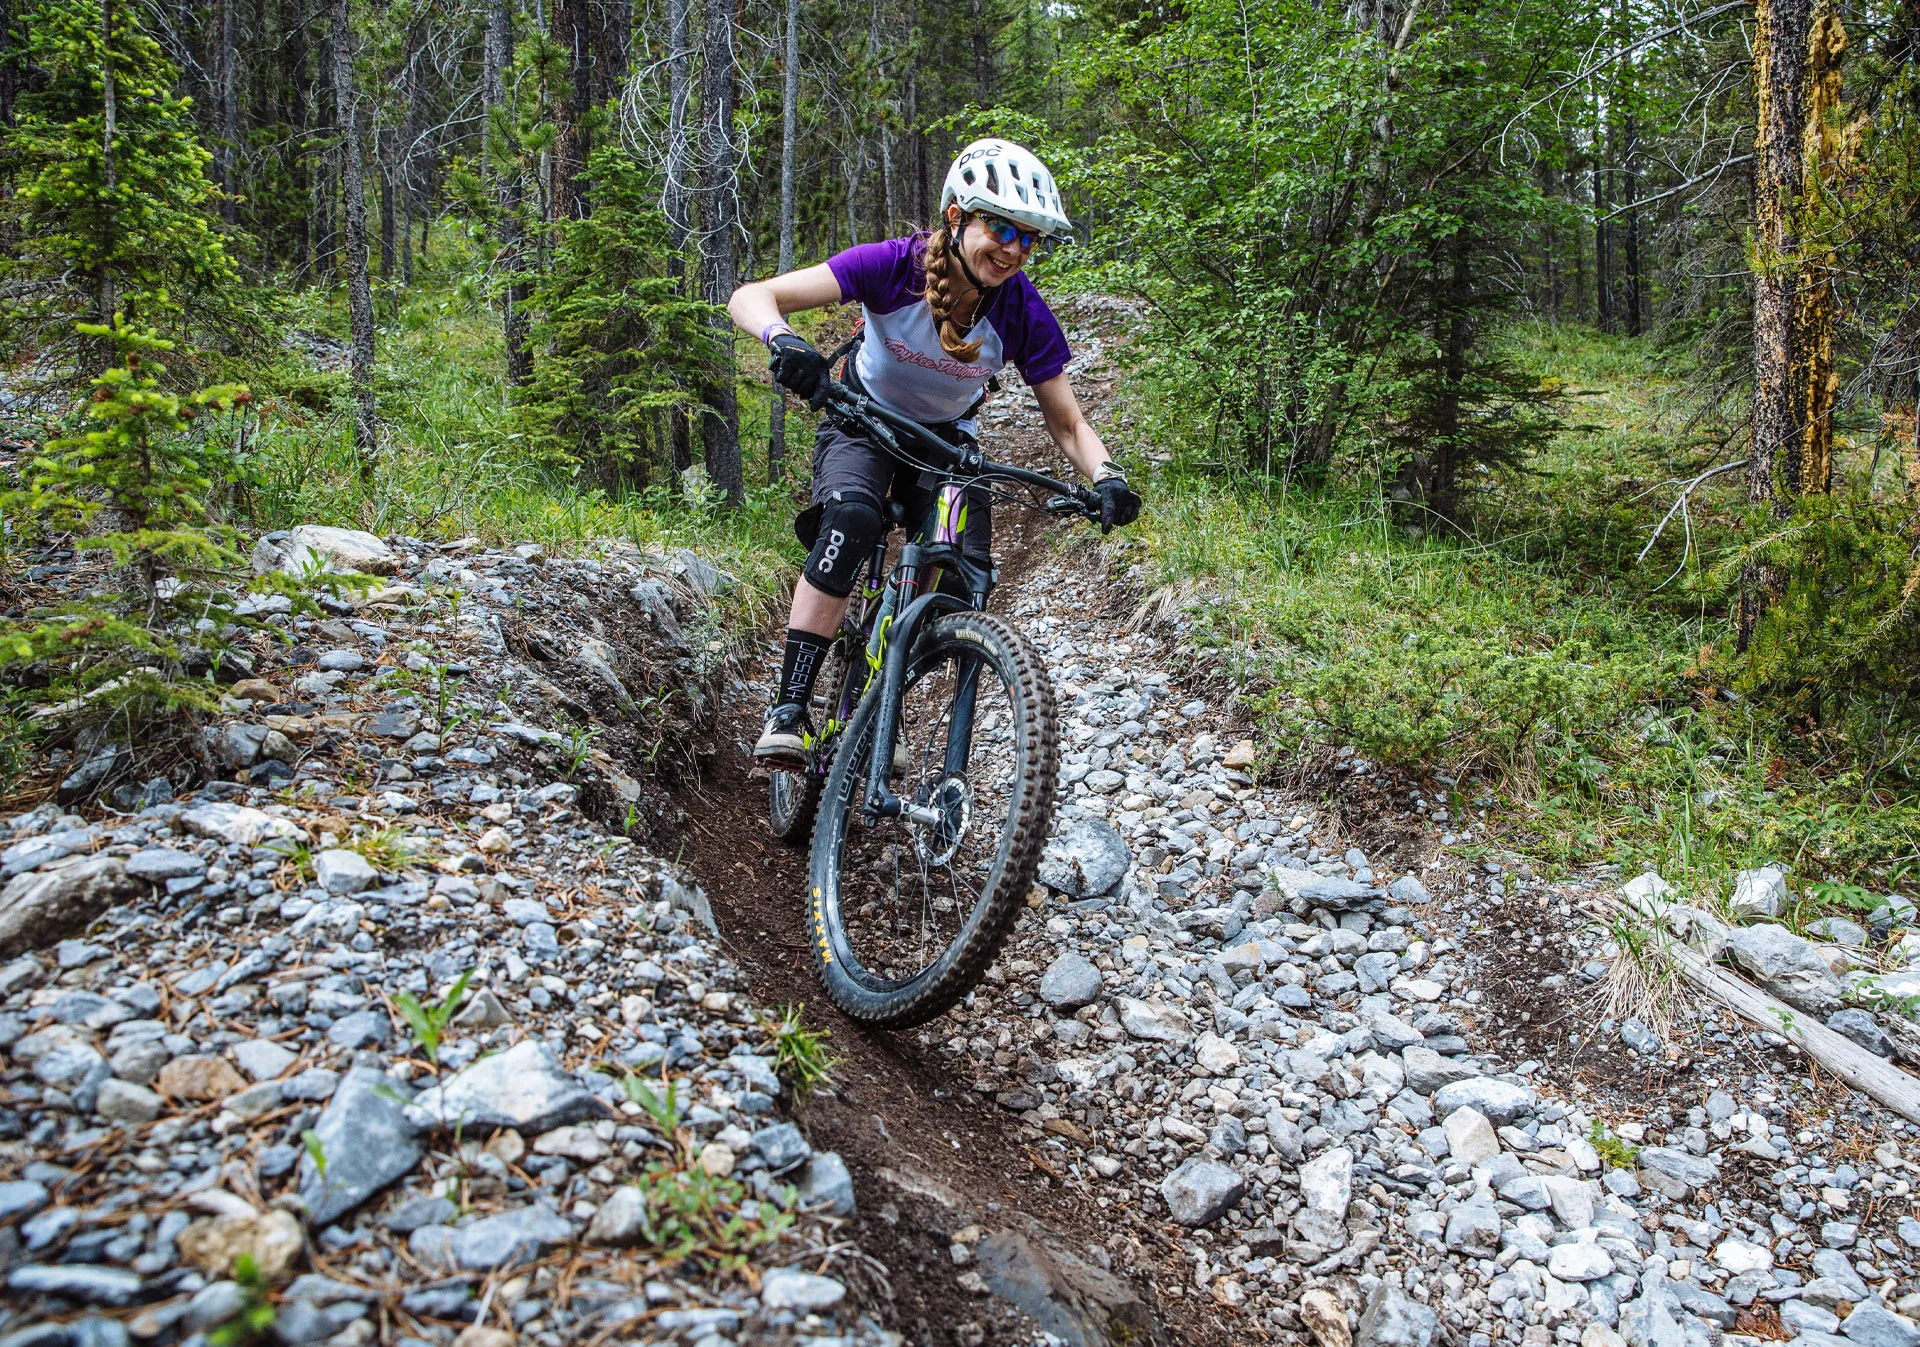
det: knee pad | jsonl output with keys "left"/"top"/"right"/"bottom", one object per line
{"left": 803, "top": 493, "right": 882, "bottom": 598}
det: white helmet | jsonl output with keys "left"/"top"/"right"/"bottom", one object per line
{"left": 940, "top": 138, "right": 1073, "bottom": 242}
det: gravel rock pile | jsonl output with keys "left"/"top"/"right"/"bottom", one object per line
{"left": 881, "top": 533, "right": 1920, "bottom": 1347}
{"left": 0, "top": 533, "right": 901, "bottom": 1347}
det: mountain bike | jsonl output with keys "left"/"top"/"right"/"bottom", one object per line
{"left": 766, "top": 379, "right": 1106, "bottom": 1028}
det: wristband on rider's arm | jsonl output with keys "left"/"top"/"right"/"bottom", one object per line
{"left": 761, "top": 320, "right": 797, "bottom": 347}
{"left": 1093, "top": 460, "right": 1126, "bottom": 483}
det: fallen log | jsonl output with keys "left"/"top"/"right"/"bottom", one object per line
{"left": 1583, "top": 892, "right": 1920, "bottom": 1126}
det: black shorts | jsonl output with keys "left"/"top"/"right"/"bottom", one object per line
{"left": 808, "top": 422, "right": 993, "bottom": 566}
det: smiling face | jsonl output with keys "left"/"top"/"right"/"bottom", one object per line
{"left": 947, "top": 206, "right": 1032, "bottom": 287}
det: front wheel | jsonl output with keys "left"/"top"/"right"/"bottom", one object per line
{"left": 807, "top": 611, "right": 1058, "bottom": 1028}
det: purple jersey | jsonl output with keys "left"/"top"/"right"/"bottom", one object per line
{"left": 826, "top": 234, "right": 1071, "bottom": 427}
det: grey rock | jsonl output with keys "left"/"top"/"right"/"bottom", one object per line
{"left": 298, "top": 1065, "right": 422, "bottom": 1226}
{"left": 1299, "top": 876, "right": 1377, "bottom": 912}
{"left": 1826, "top": 1009, "right": 1894, "bottom": 1058}
{"left": 1402, "top": 1045, "right": 1477, "bottom": 1094}
{"left": 406, "top": 1039, "right": 600, "bottom": 1134}
{"left": 185, "top": 1281, "right": 251, "bottom": 1333}
{"left": 1387, "top": 875, "right": 1432, "bottom": 904}
{"left": 411, "top": 1205, "right": 572, "bottom": 1271}
{"left": 1621, "top": 1018, "right": 1662, "bottom": 1055}
{"left": 1548, "top": 1245, "right": 1616, "bottom": 1281}
{"left": 124, "top": 848, "right": 205, "bottom": 883}
{"left": 326, "top": 1010, "right": 389, "bottom": 1050}
{"left": 175, "top": 802, "right": 303, "bottom": 847}
{"left": 1161, "top": 1156, "right": 1245, "bottom": 1227}
{"left": 1784, "top": 1303, "right": 1843, "bottom": 1337}
{"left": 7, "top": 1265, "right": 144, "bottom": 1304}
{"left": 750, "top": 1123, "right": 811, "bottom": 1174}
{"left": 0, "top": 1180, "right": 48, "bottom": 1222}
{"left": 973, "top": 1229, "right": 1158, "bottom": 1347}
{"left": 0, "top": 856, "right": 139, "bottom": 960}
{"left": 232, "top": 1039, "right": 297, "bottom": 1082}
{"left": 1431, "top": 1076, "right": 1536, "bottom": 1125}
{"left": 1806, "top": 917, "right": 1869, "bottom": 947}
{"left": 758, "top": 1268, "right": 847, "bottom": 1312}
{"left": 1293, "top": 1146, "right": 1352, "bottom": 1249}
{"left": 1358, "top": 1285, "right": 1439, "bottom": 1347}
{"left": 94, "top": 1078, "right": 163, "bottom": 1124}
{"left": 109, "top": 1039, "right": 169, "bottom": 1086}
{"left": 312, "top": 850, "right": 377, "bottom": 896}
{"left": 281, "top": 1069, "right": 340, "bottom": 1101}
{"left": 585, "top": 1186, "right": 648, "bottom": 1245}
{"left": 1114, "top": 996, "right": 1192, "bottom": 1044}
{"left": 1038, "top": 819, "right": 1131, "bottom": 899}
{"left": 1039, "top": 953, "right": 1104, "bottom": 1011}
{"left": 1666, "top": 1282, "right": 1734, "bottom": 1328}
{"left": 1, "top": 829, "right": 94, "bottom": 879}
{"left": 1638, "top": 1146, "right": 1718, "bottom": 1194}
{"left": 383, "top": 1195, "right": 458, "bottom": 1234}
{"left": 1621, "top": 1276, "right": 1688, "bottom": 1347}
{"left": 1444, "top": 1201, "right": 1501, "bottom": 1255}
{"left": 1840, "top": 1305, "right": 1919, "bottom": 1347}
{"left": 1730, "top": 866, "right": 1790, "bottom": 918}
{"left": 1726, "top": 923, "right": 1845, "bottom": 1014}
{"left": 797, "top": 1151, "right": 856, "bottom": 1217}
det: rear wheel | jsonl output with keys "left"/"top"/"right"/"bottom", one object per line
{"left": 768, "top": 638, "right": 860, "bottom": 843}
{"left": 807, "top": 611, "right": 1057, "bottom": 1027}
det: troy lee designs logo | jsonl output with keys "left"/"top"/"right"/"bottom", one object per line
{"left": 883, "top": 336, "right": 989, "bottom": 381}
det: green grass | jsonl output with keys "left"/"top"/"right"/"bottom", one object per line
{"left": 234, "top": 231, "right": 803, "bottom": 618}
{"left": 1119, "top": 322, "right": 1920, "bottom": 901}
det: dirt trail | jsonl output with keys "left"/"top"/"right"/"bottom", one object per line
{"left": 668, "top": 311, "right": 1226, "bottom": 1346}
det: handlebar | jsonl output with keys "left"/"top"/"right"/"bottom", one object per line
{"left": 819, "top": 380, "right": 1103, "bottom": 524}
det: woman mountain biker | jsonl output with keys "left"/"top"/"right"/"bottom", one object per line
{"left": 727, "top": 137, "right": 1143, "bottom": 769}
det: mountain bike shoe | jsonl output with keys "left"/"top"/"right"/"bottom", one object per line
{"left": 754, "top": 703, "right": 814, "bottom": 770}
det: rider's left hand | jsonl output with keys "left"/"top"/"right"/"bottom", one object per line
{"left": 1094, "top": 474, "right": 1142, "bottom": 533}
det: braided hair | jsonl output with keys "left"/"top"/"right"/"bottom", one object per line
{"left": 920, "top": 219, "right": 984, "bottom": 362}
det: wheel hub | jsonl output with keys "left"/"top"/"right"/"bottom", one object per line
{"left": 912, "top": 773, "right": 972, "bottom": 866}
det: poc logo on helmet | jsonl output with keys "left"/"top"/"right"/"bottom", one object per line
{"left": 819, "top": 528, "right": 846, "bottom": 573}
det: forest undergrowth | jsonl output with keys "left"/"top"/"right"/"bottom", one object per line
{"left": 234, "top": 231, "right": 802, "bottom": 614}
{"left": 1120, "top": 323, "right": 1920, "bottom": 911}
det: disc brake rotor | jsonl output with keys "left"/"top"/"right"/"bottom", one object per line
{"left": 912, "top": 772, "right": 972, "bottom": 867}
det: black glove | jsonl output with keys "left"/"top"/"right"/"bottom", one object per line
{"left": 769, "top": 333, "right": 831, "bottom": 407}
{"left": 1094, "top": 473, "right": 1142, "bottom": 533}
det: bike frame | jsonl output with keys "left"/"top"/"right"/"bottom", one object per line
{"left": 811, "top": 382, "right": 1095, "bottom": 827}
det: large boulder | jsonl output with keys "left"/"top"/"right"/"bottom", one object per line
{"left": 252, "top": 525, "right": 400, "bottom": 577}
{"left": 0, "top": 857, "right": 139, "bottom": 959}
{"left": 1725, "top": 923, "right": 1843, "bottom": 1014}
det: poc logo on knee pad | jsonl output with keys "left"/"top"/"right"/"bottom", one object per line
{"left": 819, "top": 529, "right": 846, "bottom": 573}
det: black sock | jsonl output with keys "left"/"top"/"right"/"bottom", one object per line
{"left": 774, "top": 628, "right": 832, "bottom": 710}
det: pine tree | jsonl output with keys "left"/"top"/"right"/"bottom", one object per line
{"left": 0, "top": 318, "right": 256, "bottom": 756}
{"left": 0, "top": 0, "right": 261, "bottom": 379}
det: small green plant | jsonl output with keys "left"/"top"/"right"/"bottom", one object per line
{"left": 207, "top": 1253, "right": 277, "bottom": 1347}
{"left": 609, "top": 1163, "right": 796, "bottom": 1267}
{"left": 765, "top": 1003, "right": 840, "bottom": 1101}
{"left": 1855, "top": 983, "right": 1920, "bottom": 1020}
{"left": 391, "top": 968, "right": 475, "bottom": 1065}
{"left": 1588, "top": 1121, "right": 1640, "bottom": 1170}
{"left": 559, "top": 719, "right": 603, "bottom": 779}
{"left": 348, "top": 827, "right": 420, "bottom": 872}
{"left": 268, "top": 839, "right": 317, "bottom": 882}
{"left": 301, "top": 1128, "right": 328, "bottom": 1180}
{"left": 617, "top": 1071, "right": 686, "bottom": 1135}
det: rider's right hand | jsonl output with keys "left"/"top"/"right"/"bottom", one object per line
{"left": 769, "top": 333, "right": 832, "bottom": 408}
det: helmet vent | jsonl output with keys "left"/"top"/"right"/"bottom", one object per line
{"left": 1010, "top": 161, "right": 1022, "bottom": 179}
{"left": 1016, "top": 184, "right": 1029, "bottom": 203}
{"left": 985, "top": 163, "right": 1000, "bottom": 194}
{"left": 962, "top": 168, "right": 976, "bottom": 186}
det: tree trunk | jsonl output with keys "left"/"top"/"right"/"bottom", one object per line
{"left": 489, "top": 0, "right": 532, "bottom": 386}
{"left": 698, "top": 0, "right": 742, "bottom": 505}
{"left": 769, "top": 0, "right": 799, "bottom": 483}
{"left": 666, "top": 0, "right": 694, "bottom": 479}
{"left": 0, "top": 0, "right": 18, "bottom": 129}
{"left": 1742, "top": 0, "right": 1813, "bottom": 649}
{"left": 1793, "top": 3, "right": 1848, "bottom": 497}
{"left": 98, "top": 0, "right": 117, "bottom": 329}
{"left": 550, "top": 0, "right": 590, "bottom": 221}
{"left": 218, "top": 0, "right": 238, "bottom": 226}
{"left": 331, "top": 0, "right": 379, "bottom": 477}
{"left": 379, "top": 127, "right": 397, "bottom": 277}
{"left": 1621, "top": 115, "right": 1640, "bottom": 337}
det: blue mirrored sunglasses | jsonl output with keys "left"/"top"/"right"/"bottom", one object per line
{"left": 974, "top": 212, "right": 1045, "bottom": 252}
